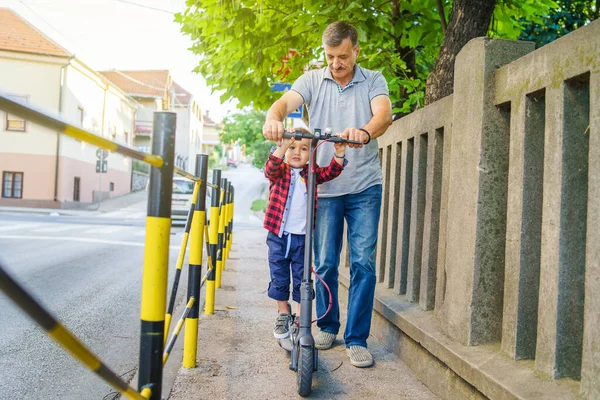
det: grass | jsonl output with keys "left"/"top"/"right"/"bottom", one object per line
{"left": 251, "top": 199, "right": 267, "bottom": 212}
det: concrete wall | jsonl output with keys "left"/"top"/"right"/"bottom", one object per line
{"left": 340, "top": 20, "right": 600, "bottom": 400}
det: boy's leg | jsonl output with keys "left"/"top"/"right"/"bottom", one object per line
{"left": 266, "top": 231, "right": 292, "bottom": 303}
{"left": 266, "top": 232, "right": 293, "bottom": 339}
{"left": 289, "top": 233, "right": 305, "bottom": 306}
{"left": 314, "top": 195, "right": 345, "bottom": 335}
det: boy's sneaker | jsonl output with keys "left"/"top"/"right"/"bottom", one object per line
{"left": 346, "top": 346, "right": 374, "bottom": 368}
{"left": 314, "top": 330, "right": 336, "bottom": 349}
{"left": 273, "top": 313, "right": 291, "bottom": 339}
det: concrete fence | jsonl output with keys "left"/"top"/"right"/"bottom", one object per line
{"left": 340, "top": 20, "right": 599, "bottom": 399}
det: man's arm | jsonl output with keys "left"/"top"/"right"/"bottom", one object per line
{"left": 262, "top": 90, "right": 304, "bottom": 142}
{"left": 341, "top": 95, "right": 392, "bottom": 148}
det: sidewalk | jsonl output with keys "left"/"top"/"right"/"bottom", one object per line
{"left": 0, "top": 190, "right": 148, "bottom": 216}
{"left": 166, "top": 228, "right": 437, "bottom": 399}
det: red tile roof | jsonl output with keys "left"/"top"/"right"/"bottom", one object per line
{"left": 0, "top": 8, "right": 71, "bottom": 57}
{"left": 172, "top": 81, "right": 192, "bottom": 106}
{"left": 99, "top": 70, "right": 169, "bottom": 98}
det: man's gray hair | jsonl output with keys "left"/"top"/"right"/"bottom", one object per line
{"left": 322, "top": 21, "right": 358, "bottom": 47}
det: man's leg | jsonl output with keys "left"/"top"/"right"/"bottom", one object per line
{"left": 314, "top": 195, "right": 345, "bottom": 335}
{"left": 344, "top": 185, "right": 382, "bottom": 348}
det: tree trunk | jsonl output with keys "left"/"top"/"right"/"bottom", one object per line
{"left": 424, "top": 0, "right": 497, "bottom": 105}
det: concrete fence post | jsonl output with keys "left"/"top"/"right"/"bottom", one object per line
{"left": 440, "top": 38, "right": 534, "bottom": 346}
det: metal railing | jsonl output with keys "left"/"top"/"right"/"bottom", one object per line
{"left": 0, "top": 94, "right": 235, "bottom": 399}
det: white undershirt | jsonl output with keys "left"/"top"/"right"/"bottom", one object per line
{"left": 283, "top": 168, "right": 307, "bottom": 235}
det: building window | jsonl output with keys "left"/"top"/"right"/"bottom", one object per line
{"left": 124, "top": 131, "right": 129, "bottom": 144}
{"left": 77, "top": 107, "right": 84, "bottom": 127}
{"left": 73, "top": 177, "right": 80, "bottom": 202}
{"left": 2, "top": 171, "right": 23, "bottom": 198}
{"left": 5, "top": 95, "right": 28, "bottom": 132}
{"left": 109, "top": 182, "right": 114, "bottom": 192}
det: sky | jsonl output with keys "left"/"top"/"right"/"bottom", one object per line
{"left": 0, "top": 0, "right": 236, "bottom": 122}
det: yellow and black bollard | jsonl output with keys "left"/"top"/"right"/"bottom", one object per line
{"left": 216, "top": 178, "right": 227, "bottom": 289}
{"left": 164, "top": 296, "right": 195, "bottom": 365}
{"left": 227, "top": 185, "right": 234, "bottom": 259}
{"left": 164, "top": 180, "right": 200, "bottom": 345}
{"left": 139, "top": 112, "right": 175, "bottom": 399}
{"left": 226, "top": 182, "right": 233, "bottom": 261}
{"left": 183, "top": 154, "right": 208, "bottom": 367}
{"left": 205, "top": 169, "right": 221, "bottom": 314}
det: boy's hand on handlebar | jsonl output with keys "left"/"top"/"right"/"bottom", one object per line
{"left": 340, "top": 128, "right": 367, "bottom": 148}
{"left": 263, "top": 119, "right": 285, "bottom": 142}
{"left": 333, "top": 138, "right": 347, "bottom": 158}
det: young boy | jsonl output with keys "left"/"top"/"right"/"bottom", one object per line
{"left": 263, "top": 128, "right": 347, "bottom": 347}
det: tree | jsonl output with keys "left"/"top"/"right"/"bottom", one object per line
{"left": 518, "top": 0, "right": 598, "bottom": 47}
{"left": 219, "top": 109, "right": 270, "bottom": 168}
{"left": 424, "top": 0, "right": 497, "bottom": 104}
{"left": 176, "top": 0, "right": 557, "bottom": 116}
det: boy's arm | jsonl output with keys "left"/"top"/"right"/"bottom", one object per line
{"left": 314, "top": 156, "right": 346, "bottom": 184}
{"left": 264, "top": 153, "right": 285, "bottom": 181}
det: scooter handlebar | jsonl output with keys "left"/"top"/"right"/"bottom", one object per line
{"left": 281, "top": 129, "right": 363, "bottom": 145}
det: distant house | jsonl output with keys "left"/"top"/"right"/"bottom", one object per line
{"left": 172, "top": 81, "right": 202, "bottom": 173}
{"left": 0, "top": 8, "right": 137, "bottom": 208}
{"left": 201, "top": 110, "right": 220, "bottom": 155}
{"left": 99, "top": 70, "right": 202, "bottom": 173}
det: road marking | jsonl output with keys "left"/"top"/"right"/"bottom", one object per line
{"left": 84, "top": 225, "right": 126, "bottom": 234}
{"left": 0, "top": 223, "right": 44, "bottom": 231}
{"left": 0, "top": 235, "right": 180, "bottom": 250}
{"left": 32, "top": 224, "right": 86, "bottom": 233}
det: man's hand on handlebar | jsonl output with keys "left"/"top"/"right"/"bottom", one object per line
{"left": 339, "top": 128, "right": 368, "bottom": 149}
{"left": 262, "top": 119, "right": 285, "bottom": 142}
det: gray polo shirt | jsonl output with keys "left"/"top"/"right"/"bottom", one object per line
{"left": 291, "top": 65, "right": 389, "bottom": 197}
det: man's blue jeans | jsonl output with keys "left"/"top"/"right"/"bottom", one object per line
{"left": 314, "top": 184, "right": 382, "bottom": 348}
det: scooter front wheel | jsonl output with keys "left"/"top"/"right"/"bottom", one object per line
{"left": 297, "top": 345, "right": 313, "bottom": 397}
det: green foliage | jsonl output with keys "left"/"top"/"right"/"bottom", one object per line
{"left": 132, "top": 159, "right": 149, "bottom": 174}
{"left": 218, "top": 108, "right": 272, "bottom": 168}
{"left": 518, "top": 0, "right": 597, "bottom": 47}
{"left": 251, "top": 199, "right": 267, "bottom": 212}
{"left": 176, "top": 0, "right": 558, "bottom": 114}
{"left": 251, "top": 140, "right": 274, "bottom": 169}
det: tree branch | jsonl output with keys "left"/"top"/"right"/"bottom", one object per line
{"left": 436, "top": 0, "right": 447, "bottom": 34}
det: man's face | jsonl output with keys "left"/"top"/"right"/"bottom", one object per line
{"left": 285, "top": 138, "right": 310, "bottom": 168}
{"left": 324, "top": 37, "right": 360, "bottom": 83}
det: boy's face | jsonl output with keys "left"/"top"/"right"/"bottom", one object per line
{"left": 285, "top": 138, "right": 310, "bottom": 168}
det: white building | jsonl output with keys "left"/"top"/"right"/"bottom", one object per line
{"left": 0, "top": 8, "right": 137, "bottom": 208}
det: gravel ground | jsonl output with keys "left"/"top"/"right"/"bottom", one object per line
{"left": 167, "top": 228, "right": 438, "bottom": 400}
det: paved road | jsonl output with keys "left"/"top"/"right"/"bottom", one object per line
{"left": 0, "top": 208, "right": 185, "bottom": 400}
{"left": 0, "top": 164, "right": 266, "bottom": 400}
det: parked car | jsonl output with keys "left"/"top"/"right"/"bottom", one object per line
{"left": 146, "top": 177, "right": 211, "bottom": 222}
{"left": 226, "top": 159, "right": 238, "bottom": 168}
{"left": 171, "top": 177, "right": 212, "bottom": 222}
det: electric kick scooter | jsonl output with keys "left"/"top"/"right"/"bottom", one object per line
{"left": 281, "top": 128, "right": 362, "bottom": 397}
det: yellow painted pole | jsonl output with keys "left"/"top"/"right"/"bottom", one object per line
{"left": 183, "top": 154, "right": 208, "bottom": 367}
{"left": 216, "top": 178, "right": 227, "bottom": 288}
{"left": 226, "top": 182, "right": 233, "bottom": 261}
{"left": 139, "top": 112, "right": 175, "bottom": 400}
{"left": 164, "top": 181, "right": 200, "bottom": 345}
{"left": 164, "top": 296, "right": 195, "bottom": 365}
{"left": 205, "top": 169, "right": 221, "bottom": 314}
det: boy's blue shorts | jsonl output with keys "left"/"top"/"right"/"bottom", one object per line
{"left": 266, "top": 231, "right": 305, "bottom": 303}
